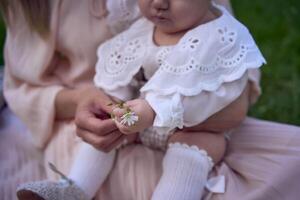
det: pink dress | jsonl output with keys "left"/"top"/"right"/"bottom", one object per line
{"left": 1, "top": 0, "right": 300, "bottom": 199}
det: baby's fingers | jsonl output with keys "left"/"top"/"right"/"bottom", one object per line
{"left": 114, "top": 119, "right": 133, "bottom": 135}
{"left": 112, "top": 107, "right": 126, "bottom": 119}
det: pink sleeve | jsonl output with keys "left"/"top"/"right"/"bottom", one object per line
{"left": 4, "top": 68, "right": 63, "bottom": 148}
{"left": 3, "top": 2, "right": 64, "bottom": 148}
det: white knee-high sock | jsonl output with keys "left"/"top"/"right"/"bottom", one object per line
{"left": 69, "top": 142, "right": 116, "bottom": 199}
{"left": 152, "top": 143, "right": 213, "bottom": 200}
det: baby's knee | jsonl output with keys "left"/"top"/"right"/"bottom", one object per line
{"left": 168, "top": 131, "right": 226, "bottom": 164}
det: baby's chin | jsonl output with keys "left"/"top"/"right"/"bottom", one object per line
{"left": 155, "top": 24, "right": 189, "bottom": 35}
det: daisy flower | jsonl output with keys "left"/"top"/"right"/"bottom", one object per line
{"left": 120, "top": 111, "right": 139, "bottom": 126}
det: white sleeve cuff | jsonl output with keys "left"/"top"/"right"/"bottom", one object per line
{"left": 145, "top": 92, "right": 184, "bottom": 134}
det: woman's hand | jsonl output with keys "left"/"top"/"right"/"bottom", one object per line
{"left": 55, "top": 85, "right": 112, "bottom": 120}
{"left": 112, "top": 99, "right": 155, "bottom": 135}
{"left": 74, "top": 86, "right": 135, "bottom": 152}
{"left": 55, "top": 88, "right": 81, "bottom": 120}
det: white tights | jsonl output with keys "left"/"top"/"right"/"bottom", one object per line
{"left": 68, "top": 142, "right": 116, "bottom": 199}
{"left": 68, "top": 142, "right": 213, "bottom": 200}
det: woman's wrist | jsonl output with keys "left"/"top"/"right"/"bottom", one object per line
{"left": 55, "top": 88, "right": 81, "bottom": 120}
{"left": 54, "top": 85, "right": 99, "bottom": 120}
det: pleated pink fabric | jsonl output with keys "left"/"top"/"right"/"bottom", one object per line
{"left": 1, "top": 108, "right": 300, "bottom": 200}
{"left": 97, "top": 117, "right": 300, "bottom": 200}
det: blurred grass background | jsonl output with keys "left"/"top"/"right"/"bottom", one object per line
{"left": 0, "top": 0, "right": 299, "bottom": 125}
{"left": 231, "top": 0, "right": 300, "bottom": 125}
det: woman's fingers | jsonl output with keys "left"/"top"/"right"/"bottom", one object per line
{"left": 74, "top": 89, "right": 138, "bottom": 151}
{"left": 75, "top": 104, "right": 117, "bottom": 136}
{"left": 75, "top": 87, "right": 119, "bottom": 135}
{"left": 81, "top": 118, "right": 116, "bottom": 136}
{"left": 114, "top": 119, "right": 133, "bottom": 135}
{"left": 76, "top": 128, "right": 124, "bottom": 152}
{"left": 76, "top": 127, "right": 105, "bottom": 146}
{"left": 112, "top": 107, "right": 126, "bottom": 119}
{"left": 104, "top": 134, "right": 128, "bottom": 152}
{"left": 111, "top": 107, "right": 135, "bottom": 134}
{"left": 99, "top": 130, "right": 124, "bottom": 151}
{"left": 125, "top": 133, "right": 138, "bottom": 144}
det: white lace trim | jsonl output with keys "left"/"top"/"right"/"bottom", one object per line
{"left": 141, "top": 5, "right": 266, "bottom": 96}
{"left": 170, "top": 95, "right": 184, "bottom": 129}
{"left": 160, "top": 45, "right": 256, "bottom": 75}
{"left": 167, "top": 93, "right": 184, "bottom": 130}
{"left": 148, "top": 92, "right": 184, "bottom": 131}
{"left": 94, "top": 19, "right": 151, "bottom": 90}
{"left": 168, "top": 142, "right": 226, "bottom": 194}
{"left": 96, "top": 5, "right": 266, "bottom": 96}
{"left": 141, "top": 58, "right": 264, "bottom": 96}
{"left": 168, "top": 142, "right": 214, "bottom": 168}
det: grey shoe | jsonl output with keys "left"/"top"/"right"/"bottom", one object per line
{"left": 16, "top": 180, "right": 90, "bottom": 200}
{"left": 16, "top": 163, "right": 90, "bottom": 200}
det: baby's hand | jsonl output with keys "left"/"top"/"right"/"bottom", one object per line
{"left": 111, "top": 99, "right": 155, "bottom": 134}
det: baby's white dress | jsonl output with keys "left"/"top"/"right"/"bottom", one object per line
{"left": 94, "top": 5, "right": 266, "bottom": 150}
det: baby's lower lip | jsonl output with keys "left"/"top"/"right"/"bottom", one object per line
{"left": 152, "top": 16, "right": 168, "bottom": 22}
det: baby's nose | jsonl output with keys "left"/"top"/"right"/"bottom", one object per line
{"left": 152, "top": 0, "right": 169, "bottom": 11}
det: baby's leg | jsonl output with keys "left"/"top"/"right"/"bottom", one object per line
{"left": 152, "top": 131, "right": 226, "bottom": 200}
{"left": 17, "top": 142, "right": 116, "bottom": 200}
{"left": 168, "top": 131, "right": 226, "bottom": 163}
{"left": 69, "top": 142, "right": 116, "bottom": 199}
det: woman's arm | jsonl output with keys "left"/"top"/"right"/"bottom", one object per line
{"left": 55, "top": 86, "right": 113, "bottom": 120}
{"left": 55, "top": 88, "right": 80, "bottom": 120}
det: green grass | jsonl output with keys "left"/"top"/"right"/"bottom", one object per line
{"left": 0, "top": 1, "right": 299, "bottom": 125}
{"left": 232, "top": 0, "right": 300, "bottom": 125}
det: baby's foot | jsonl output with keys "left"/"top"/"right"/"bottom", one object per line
{"left": 16, "top": 179, "right": 90, "bottom": 200}
{"left": 17, "top": 163, "right": 90, "bottom": 200}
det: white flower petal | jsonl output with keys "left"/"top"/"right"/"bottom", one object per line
{"left": 120, "top": 112, "right": 139, "bottom": 126}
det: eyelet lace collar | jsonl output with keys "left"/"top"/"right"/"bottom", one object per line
{"left": 94, "top": 5, "right": 266, "bottom": 97}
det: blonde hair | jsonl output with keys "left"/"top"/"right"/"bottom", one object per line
{"left": 0, "top": 0, "right": 50, "bottom": 38}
